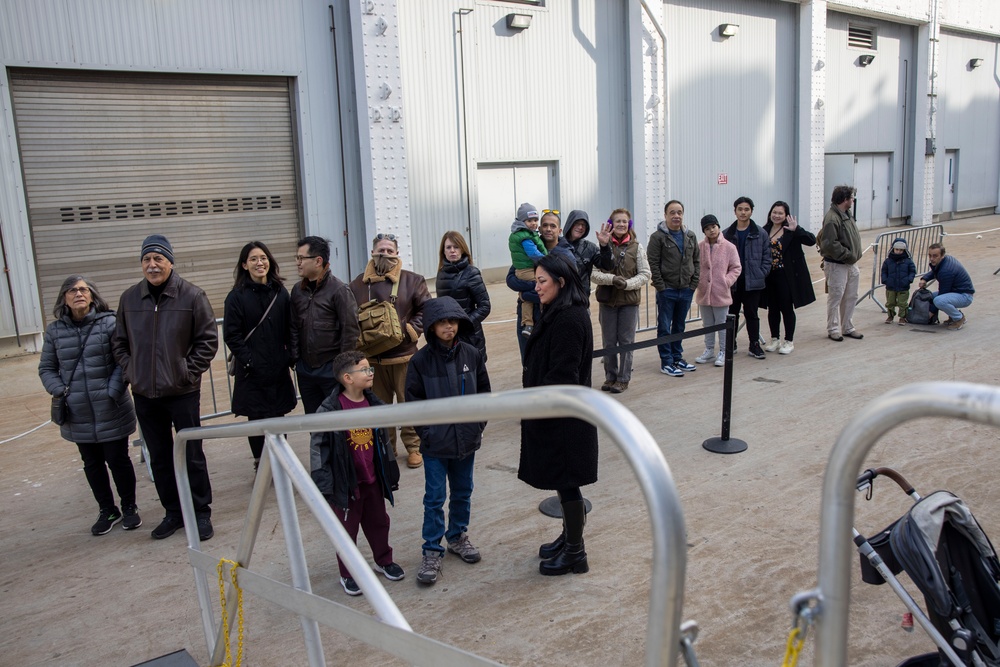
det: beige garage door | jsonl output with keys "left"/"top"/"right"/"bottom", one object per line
{"left": 9, "top": 68, "right": 301, "bottom": 321}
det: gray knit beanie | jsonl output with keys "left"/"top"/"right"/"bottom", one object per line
{"left": 140, "top": 234, "right": 175, "bottom": 264}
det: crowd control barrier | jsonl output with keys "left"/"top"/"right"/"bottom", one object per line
{"left": 172, "top": 386, "right": 696, "bottom": 667}
{"left": 857, "top": 225, "right": 943, "bottom": 311}
{"left": 789, "top": 381, "right": 1000, "bottom": 665}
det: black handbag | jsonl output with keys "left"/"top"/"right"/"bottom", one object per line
{"left": 51, "top": 322, "right": 96, "bottom": 426}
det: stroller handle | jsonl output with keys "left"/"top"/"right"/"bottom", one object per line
{"left": 856, "top": 467, "right": 915, "bottom": 496}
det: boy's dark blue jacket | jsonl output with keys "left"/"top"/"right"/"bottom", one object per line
{"left": 405, "top": 296, "right": 491, "bottom": 459}
{"left": 880, "top": 238, "right": 917, "bottom": 292}
{"left": 310, "top": 386, "right": 400, "bottom": 511}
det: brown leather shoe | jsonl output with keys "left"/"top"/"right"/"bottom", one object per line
{"left": 601, "top": 380, "right": 614, "bottom": 392}
{"left": 609, "top": 381, "right": 627, "bottom": 394}
{"left": 407, "top": 452, "right": 423, "bottom": 469}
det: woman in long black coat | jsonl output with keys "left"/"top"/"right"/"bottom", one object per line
{"left": 761, "top": 201, "right": 816, "bottom": 355}
{"left": 223, "top": 241, "right": 297, "bottom": 472}
{"left": 520, "top": 253, "right": 597, "bottom": 576}
{"left": 435, "top": 231, "right": 491, "bottom": 361}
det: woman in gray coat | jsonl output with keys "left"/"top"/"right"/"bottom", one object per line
{"left": 38, "top": 276, "right": 140, "bottom": 536}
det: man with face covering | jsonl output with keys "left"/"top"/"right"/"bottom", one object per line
{"left": 349, "top": 233, "right": 431, "bottom": 469}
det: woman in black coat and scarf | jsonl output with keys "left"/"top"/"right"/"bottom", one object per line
{"left": 38, "top": 275, "right": 139, "bottom": 536}
{"left": 761, "top": 201, "right": 816, "bottom": 355}
{"left": 520, "top": 253, "right": 598, "bottom": 576}
{"left": 224, "top": 241, "right": 297, "bottom": 472}
{"left": 435, "top": 231, "right": 491, "bottom": 361}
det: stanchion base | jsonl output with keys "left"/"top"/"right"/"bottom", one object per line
{"left": 539, "top": 496, "right": 593, "bottom": 517}
{"left": 702, "top": 437, "right": 748, "bottom": 455}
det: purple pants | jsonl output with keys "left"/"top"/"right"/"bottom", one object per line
{"left": 330, "top": 481, "right": 393, "bottom": 578}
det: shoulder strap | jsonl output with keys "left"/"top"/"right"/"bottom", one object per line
{"left": 389, "top": 278, "right": 399, "bottom": 303}
{"left": 64, "top": 321, "right": 98, "bottom": 390}
{"left": 243, "top": 291, "right": 279, "bottom": 343}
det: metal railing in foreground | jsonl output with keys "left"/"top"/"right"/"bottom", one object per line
{"left": 172, "top": 386, "right": 692, "bottom": 667}
{"left": 792, "top": 381, "right": 1000, "bottom": 666}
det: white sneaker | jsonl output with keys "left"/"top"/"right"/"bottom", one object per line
{"left": 778, "top": 340, "right": 794, "bottom": 355}
{"left": 714, "top": 351, "right": 726, "bottom": 367}
{"left": 764, "top": 337, "right": 780, "bottom": 353}
{"left": 694, "top": 348, "right": 715, "bottom": 364}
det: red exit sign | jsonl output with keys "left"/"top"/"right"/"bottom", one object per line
{"left": 717, "top": 173, "right": 728, "bottom": 185}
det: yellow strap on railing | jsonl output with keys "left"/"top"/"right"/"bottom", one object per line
{"left": 781, "top": 627, "right": 804, "bottom": 667}
{"left": 216, "top": 558, "right": 246, "bottom": 667}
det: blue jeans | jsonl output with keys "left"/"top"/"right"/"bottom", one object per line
{"left": 422, "top": 453, "right": 476, "bottom": 554}
{"left": 930, "top": 291, "right": 973, "bottom": 321}
{"left": 656, "top": 288, "right": 694, "bottom": 364}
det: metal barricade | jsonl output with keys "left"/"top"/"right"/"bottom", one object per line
{"left": 857, "top": 225, "right": 943, "bottom": 311}
{"left": 790, "top": 381, "right": 1000, "bottom": 666}
{"left": 173, "top": 386, "right": 693, "bottom": 667}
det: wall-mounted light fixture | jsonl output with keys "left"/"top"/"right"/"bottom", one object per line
{"left": 969, "top": 58, "right": 984, "bottom": 69}
{"left": 858, "top": 54, "right": 875, "bottom": 67}
{"left": 718, "top": 23, "right": 739, "bottom": 38}
{"left": 506, "top": 13, "right": 532, "bottom": 30}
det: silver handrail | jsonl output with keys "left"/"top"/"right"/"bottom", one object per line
{"left": 798, "top": 381, "right": 1000, "bottom": 666}
{"left": 173, "top": 386, "right": 690, "bottom": 666}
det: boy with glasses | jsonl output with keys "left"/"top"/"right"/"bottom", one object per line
{"left": 310, "top": 350, "right": 403, "bottom": 596}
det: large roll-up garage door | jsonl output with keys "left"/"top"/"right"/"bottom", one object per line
{"left": 9, "top": 68, "right": 301, "bottom": 320}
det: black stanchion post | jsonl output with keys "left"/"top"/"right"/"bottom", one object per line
{"left": 703, "top": 314, "right": 748, "bottom": 454}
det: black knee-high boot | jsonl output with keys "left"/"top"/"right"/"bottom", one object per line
{"left": 539, "top": 500, "right": 588, "bottom": 575}
{"left": 538, "top": 521, "right": 566, "bottom": 559}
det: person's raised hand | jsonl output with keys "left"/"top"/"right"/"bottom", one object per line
{"left": 596, "top": 222, "right": 612, "bottom": 247}
{"left": 786, "top": 214, "right": 797, "bottom": 231}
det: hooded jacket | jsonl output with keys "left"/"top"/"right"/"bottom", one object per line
{"left": 39, "top": 308, "right": 136, "bottom": 444}
{"left": 880, "top": 239, "right": 917, "bottom": 292}
{"left": 349, "top": 257, "right": 431, "bottom": 364}
{"left": 435, "top": 257, "right": 491, "bottom": 360}
{"left": 112, "top": 271, "right": 218, "bottom": 399}
{"left": 404, "top": 297, "right": 491, "bottom": 460}
{"left": 309, "top": 386, "right": 399, "bottom": 511}
{"left": 723, "top": 220, "right": 772, "bottom": 291}
{"left": 509, "top": 220, "right": 547, "bottom": 269}
{"left": 647, "top": 222, "right": 700, "bottom": 291}
{"left": 564, "top": 210, "right": 613, "bottom": 293}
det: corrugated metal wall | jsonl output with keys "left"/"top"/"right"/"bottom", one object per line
{"left": 664, "top": 0, "right": 797, "bottom": 225}
{"left": 398, "top": 0, "right": 629, "bottom": 275}
{"left": 935, "top": 29, "right": 1000, "bottom": 212}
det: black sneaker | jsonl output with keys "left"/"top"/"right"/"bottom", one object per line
{"left": 373, "top": 561, "right": 405, "bottom": 581}
{"left": 151, "top": 515, "right": 184, "bottom": 540}
{"left": 197, "top": 516, "right": 214, "bottom": 541}
{"left": 340, "top": 576, "right": 362, "bottom": 596}
{"left": 121, "top": 504, "right": 142, "bottom": 530}
{"left": 92, "top": 507, "right": 122, "bottom": 536}
{"left": 748, "top": 344, "right": 766, "bottom": 360}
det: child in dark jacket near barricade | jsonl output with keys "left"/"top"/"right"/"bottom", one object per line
{"left": 310, "top": 350, "right": 403, "bottom": 596}
{"left": 405, "top": 296, "right": 491, "bottom": 586}
{"left": 880, "top": 238, "right": 917, "bottom": 325}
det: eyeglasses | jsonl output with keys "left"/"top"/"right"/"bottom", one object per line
{"left": 542, "top": 209, "right": 560, "bottom": 215}
{"left": 295, "top": 255, "right": 319, "bottom": 263}
{"left": 347, "top": 367, "right": 375, "bottom": 376}
{"left": 67, "top": 286, "right": 90, "bottom": 295}
{"left": 246, "top": 256, "right": 269, "bottom": 264}
{"left": 374, "top": 233, "right": 397, "bottom": 242}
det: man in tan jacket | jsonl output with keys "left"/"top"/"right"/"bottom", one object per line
{"left": 349, "top": 233, "right": 431, "bottom": 468}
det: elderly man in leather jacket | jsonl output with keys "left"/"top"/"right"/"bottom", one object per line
{"left": 112, "top": 234, "right": 218, "bottom": 542}
{"left": 349, "top": 233, "right": 430, "bottom": 469}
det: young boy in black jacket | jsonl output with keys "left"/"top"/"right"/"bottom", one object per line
{"left": 405, "top": 297, "right": 491, "bottom": 585}
{"left": 310, "top": 350, "right": 402, "bottom": 596}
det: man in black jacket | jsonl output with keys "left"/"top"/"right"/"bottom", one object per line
{"left": 113, "top": 234, "right": 218, "bottom": 541}
{"left": 290, "top": 236, "right": 360, "bottom": 414}
{"left": 564, "top": 210, "right": 613, "bottom": 295}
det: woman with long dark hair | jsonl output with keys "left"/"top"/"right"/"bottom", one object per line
{"left": 223, "top": 241, "right": 297, "bottom": 472}
{"left": 38, "top": 275, "right": 139, "bottom": 535}
{"left": 761, "top": 201, "right": 816, "bottom": 355}
{"left": 520, "top": 253, "right": 598, "bottom": 576}
{"left": 435, "top": 231, "right": 491, "bottom": 361}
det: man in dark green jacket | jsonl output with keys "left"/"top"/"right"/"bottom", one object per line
{"left": 820, "top": 185, "right": 864, "bottom": 342}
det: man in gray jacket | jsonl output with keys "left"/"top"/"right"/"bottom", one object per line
{"left": 647, "top": 200, "right": 700, "bottom": 377}
{"left": 113, "top": 234, "right": 218, "bottom": 541}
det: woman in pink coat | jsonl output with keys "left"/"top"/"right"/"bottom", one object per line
{"left": 694, "top": 215, "right": 742, "bottom": 367}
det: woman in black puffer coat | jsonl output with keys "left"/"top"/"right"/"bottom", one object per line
{"left": 435, "top": 231, "right": 491, "bottom": 361}
{"left": 520, "top": 253, "right": 598, "bottom": 577}
{"left": 223, "top": 241, "right": 297, "bottom": 471}
{"left": 38, "top": 275, "right": 139, "bottom": 536}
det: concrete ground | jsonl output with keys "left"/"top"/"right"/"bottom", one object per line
{"left": 2, "top": 217, "right": 999, "bottom": 666}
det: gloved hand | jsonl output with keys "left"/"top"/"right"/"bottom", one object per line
{"left": 612, "top": 276, "right": 627, "bottom": 289}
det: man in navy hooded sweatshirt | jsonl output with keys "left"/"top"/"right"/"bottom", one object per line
{"left": 918, "top": 242, "right": 974, "bottom": 330}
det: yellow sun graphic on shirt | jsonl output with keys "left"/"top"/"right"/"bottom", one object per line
{"left": 350, "top": 427, "right": 373, "bottom": 452}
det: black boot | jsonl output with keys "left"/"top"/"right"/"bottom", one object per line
{"left": 538, "top": 530, "right": 565, "bottom": 559}
{"left": 539, "top": 500, "right": 588, "bottom": 575}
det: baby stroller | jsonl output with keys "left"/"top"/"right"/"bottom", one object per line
{"left": 854, "top": 467, "right": 1000, "bottom": 666}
